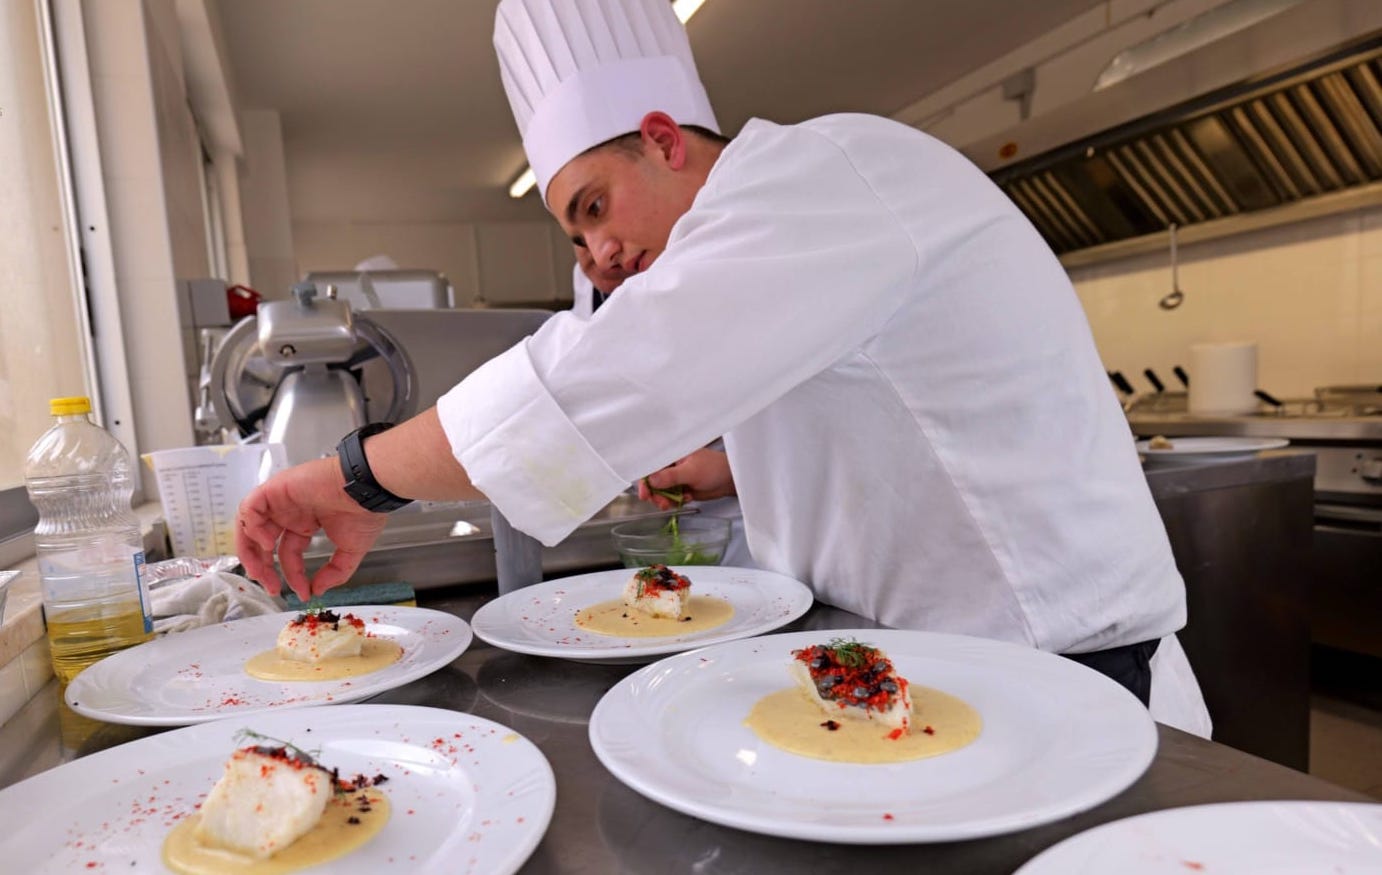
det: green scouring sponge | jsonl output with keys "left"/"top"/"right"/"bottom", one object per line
{"left": 281, "top": 581, "right": 417, "bottom": 611}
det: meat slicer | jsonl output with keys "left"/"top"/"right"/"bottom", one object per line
{"left": 205, "top": 281, "right": 416, "bottom": 464}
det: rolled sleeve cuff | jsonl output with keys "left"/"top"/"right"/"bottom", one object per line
{"left": 436, "top": 341, "right": 628, "bottom": 546}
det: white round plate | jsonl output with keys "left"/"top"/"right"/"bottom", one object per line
{"left": 470, "top": 566, "right": 813, "bottom": 663}
{"left": 589, "top": 629, "right": 1157, "bottom": 844}
{"left": 0, "top": 704, "right": 554, "bottom": 875}
{"left": 65, "top": 607, "right": 472, "bottom": 725}
{"left": 1136, "top": 436, "right": 1288, "bottom": 461}
{"left": 1014, "top": 801, "right": 1382, "bottom": 873}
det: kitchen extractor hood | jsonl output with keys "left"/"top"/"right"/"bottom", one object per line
{"left": 963, "top": 3, "right": 1382, "bottom": 265}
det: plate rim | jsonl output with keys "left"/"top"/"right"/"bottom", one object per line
{"left": 64, "top": 606, "right": 473, "bottom": 726}
{"left": 589, "top": 628, "right": 1159, "bottom": 844}
{"left": 1135, "top": 436, "right": 1290, "bottom": 456}
{"left": 470, "top": 565, "right": 814, "bottom": 661}
{"left": 0, "top": 703, "right": 555, "bottom": 875}
{"left": 1012, "top": 800, "right": 1382, "bottom": 873}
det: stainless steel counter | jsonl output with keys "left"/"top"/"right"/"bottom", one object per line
{"left": 0, "top": 591, "right": 1368, "bottom": 874}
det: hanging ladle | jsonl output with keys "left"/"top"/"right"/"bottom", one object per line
{"left": 1159, "top": 223, "right": 1185, "bottom": 310}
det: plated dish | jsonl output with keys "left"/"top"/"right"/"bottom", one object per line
{"left": 1136, "top": 436, "right": 1289, "bottom": 461}
{"left": 471, "top": 566, "right": 813, "bottom": 663}
{"left": 1013, "top": 801, "right": 1382, "bottom": 873}
{"left": 0, "top": 704, "right": 555, "bottom": 875}
{"left": 589, "top": 629, "right": 1157, "bottom": 843}
{"left": 65, "top": 607, "right": 472, "bottom": 726}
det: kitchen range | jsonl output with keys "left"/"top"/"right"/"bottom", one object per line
{"left": 1128, "top": 384, "right": 1382, "bottom": 660}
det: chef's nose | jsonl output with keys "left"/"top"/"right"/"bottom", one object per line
{"left": 589, "top": 234, "right": 621, "bottom": 272}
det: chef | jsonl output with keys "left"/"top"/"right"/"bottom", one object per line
{"left": 574, "top": 210, "right": 754, "bottom": 568}
{"left": 237, "top": 0, "right": 1210, "bottom": 733}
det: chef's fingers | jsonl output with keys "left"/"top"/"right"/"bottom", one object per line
{"left": 237, "top": 534, "right": 282, "bottom": 596}
{"left": 235, "top": 498, "right": 285, "bottom": 595}
{"left": 637, "top": 478, "right": 672, "bottom": 509}
{"left": 309, "top": 549, "right": 366, "bottom": 597}
{"left": 276, "top": 528, "right": 316, "bottom": 601}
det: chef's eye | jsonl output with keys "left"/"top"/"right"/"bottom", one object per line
{"left": 587, "top": 196, "right": 604, "bottom": 219}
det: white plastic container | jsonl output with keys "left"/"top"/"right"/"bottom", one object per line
{"left": 23, "top": 397, "right": 151, "bottom": 683}
{"left": 1189, "top": 341, "right": 1259, "bottom": 415}
{"left": 143, "top": 443, "right": 287, "bottom": 558}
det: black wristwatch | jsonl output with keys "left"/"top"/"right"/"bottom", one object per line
{"left": 337, "top": 422, "right": 413, "bottom": 512}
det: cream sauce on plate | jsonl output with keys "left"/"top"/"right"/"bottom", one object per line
{"left": 745, "top": 686, "right": 982, "bottom": 763}
{"left": 574, "top": 596, "right": 734, "bottom": 637}
{"left": 243, "top": 639, "right": 402, "bottom": 681}
{"left": 162, "top": 788, "right": 389, "bottom": 875}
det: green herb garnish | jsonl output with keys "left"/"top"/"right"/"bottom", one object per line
{"left": 826, "top": 638, "right": 875, "bottom": 669}
{"left": 234, "top": 728, "right": 322, "bottom": 765}
{"left": 641, "top": 479, "right": 718, "bottom": 565}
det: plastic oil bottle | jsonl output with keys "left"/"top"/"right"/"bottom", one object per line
{"left": 23, "top": 397, "right": 152, "bottom": 683}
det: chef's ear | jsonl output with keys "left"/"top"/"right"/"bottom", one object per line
{"left": 640, "top": 111, "right": 687, "bottom": 170}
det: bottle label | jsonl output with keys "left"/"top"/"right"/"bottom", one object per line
{"left": 132, "top": 551, "right": 152, "bottom": 633}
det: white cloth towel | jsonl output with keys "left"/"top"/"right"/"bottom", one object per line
{"left": 151, "top": 570, "right": 286, "bottom": 635}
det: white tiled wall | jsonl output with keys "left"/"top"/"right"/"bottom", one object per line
{"left": 1069, "top": 206, "right": 1382, "bottom": 399}
{"left": 0, "top": 638, "right": 50, "bottom": 728}
{"left": 82, "top": 0, "right": 195, "bottom": 454}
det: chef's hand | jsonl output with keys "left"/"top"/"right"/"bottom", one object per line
{"left": 235, "top": 456, "right": 388, "bottom": 601}
{"left": 639, "top": 448, "right": 737, "bottom": 509}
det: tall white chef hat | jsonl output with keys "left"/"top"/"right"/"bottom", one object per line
{"left": 494, "top": 0, "right": 719, "bottom": 203}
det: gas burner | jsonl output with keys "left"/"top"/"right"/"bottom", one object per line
{"left": 1313, "top": 385, "right": 1382, "bottom": 418}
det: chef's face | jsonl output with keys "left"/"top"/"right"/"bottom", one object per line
{"left": 575, "top": 244, "right": 629, "bottom": 295}
{"left": 548, "top": 112, "right": 702, "bottom": 279}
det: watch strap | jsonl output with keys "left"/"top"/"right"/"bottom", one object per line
{"left": 337, "top": 422, "right": 413, "bottom": 512}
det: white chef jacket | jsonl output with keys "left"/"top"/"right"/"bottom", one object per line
{"left": 570, "top": 266, "right": 756, "bottom": 569}
{"left": 570, "top": 266, "right": 600, "bottom": 320}
{"left": 440, "top": 113, "right": 1210, "bottom": 734}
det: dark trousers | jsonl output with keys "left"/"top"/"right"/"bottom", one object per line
{"left": 1062, "top": 638, "right": 1161, "bottom": 706}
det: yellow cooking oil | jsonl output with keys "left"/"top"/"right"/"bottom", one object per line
{"left": 46, "top": 600, "right": 151, "bottom": 683}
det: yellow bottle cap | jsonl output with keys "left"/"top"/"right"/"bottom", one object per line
{"left": 49, "top": 396, "right": 92, "bottom": 416}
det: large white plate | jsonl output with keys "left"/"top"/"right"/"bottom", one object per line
{"left": 65, "top": 607, "right": 473, "bottom": 725}
{"left": 470, "top": 566, "right": 813, "bottom": 663}
{"left": 1136, "top": 436, "right": 1288, "bottom": 461}
{"left": 0, "top": 704, "right": 554, "bottom": 874}
{"left": 1014, "top": 801, "right": 1382, "bottom": 873}
{"left": 589, "top": 628, "right": 1157, "bottom": 843}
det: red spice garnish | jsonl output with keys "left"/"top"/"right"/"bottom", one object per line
{"left": 288, "top": 610, "right": 365, "bottom": 633}
{"left": 820, "top": 720, "right": 841, "bottom": 731}
{"left": 923, "top": 725, "right": 935, "bottom": 735}
{"left": 633, "top": 564, "right": 691, "bottom": 596}
{"left": 882, "top": 813, "right": 895, "bottom": 821}
{"left": 886, "top": 728, "right": 905, "bottom": 740}
{"left": 792, "top": 640, "right": 908, "bottom": 715}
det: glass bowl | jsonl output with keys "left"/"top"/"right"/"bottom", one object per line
{"left": 609, "top": 515, "right": 731, "bottom": 568}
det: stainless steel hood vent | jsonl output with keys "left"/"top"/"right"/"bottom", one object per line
{"left": 986, "top": 33, "right": 1382, "bottom": 261}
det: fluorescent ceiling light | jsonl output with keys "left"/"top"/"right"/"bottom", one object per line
{"left": 1093, "top": 0, "right": 1303, "bottom": 91}
{"left": 672, "top": 0, "right": 706, "bottom": 21}
{"left": 508, "top": 167, "right": 537, "bottom": 199}
{"left": 508, "top": 0, "right": 708, "bottom": 198}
